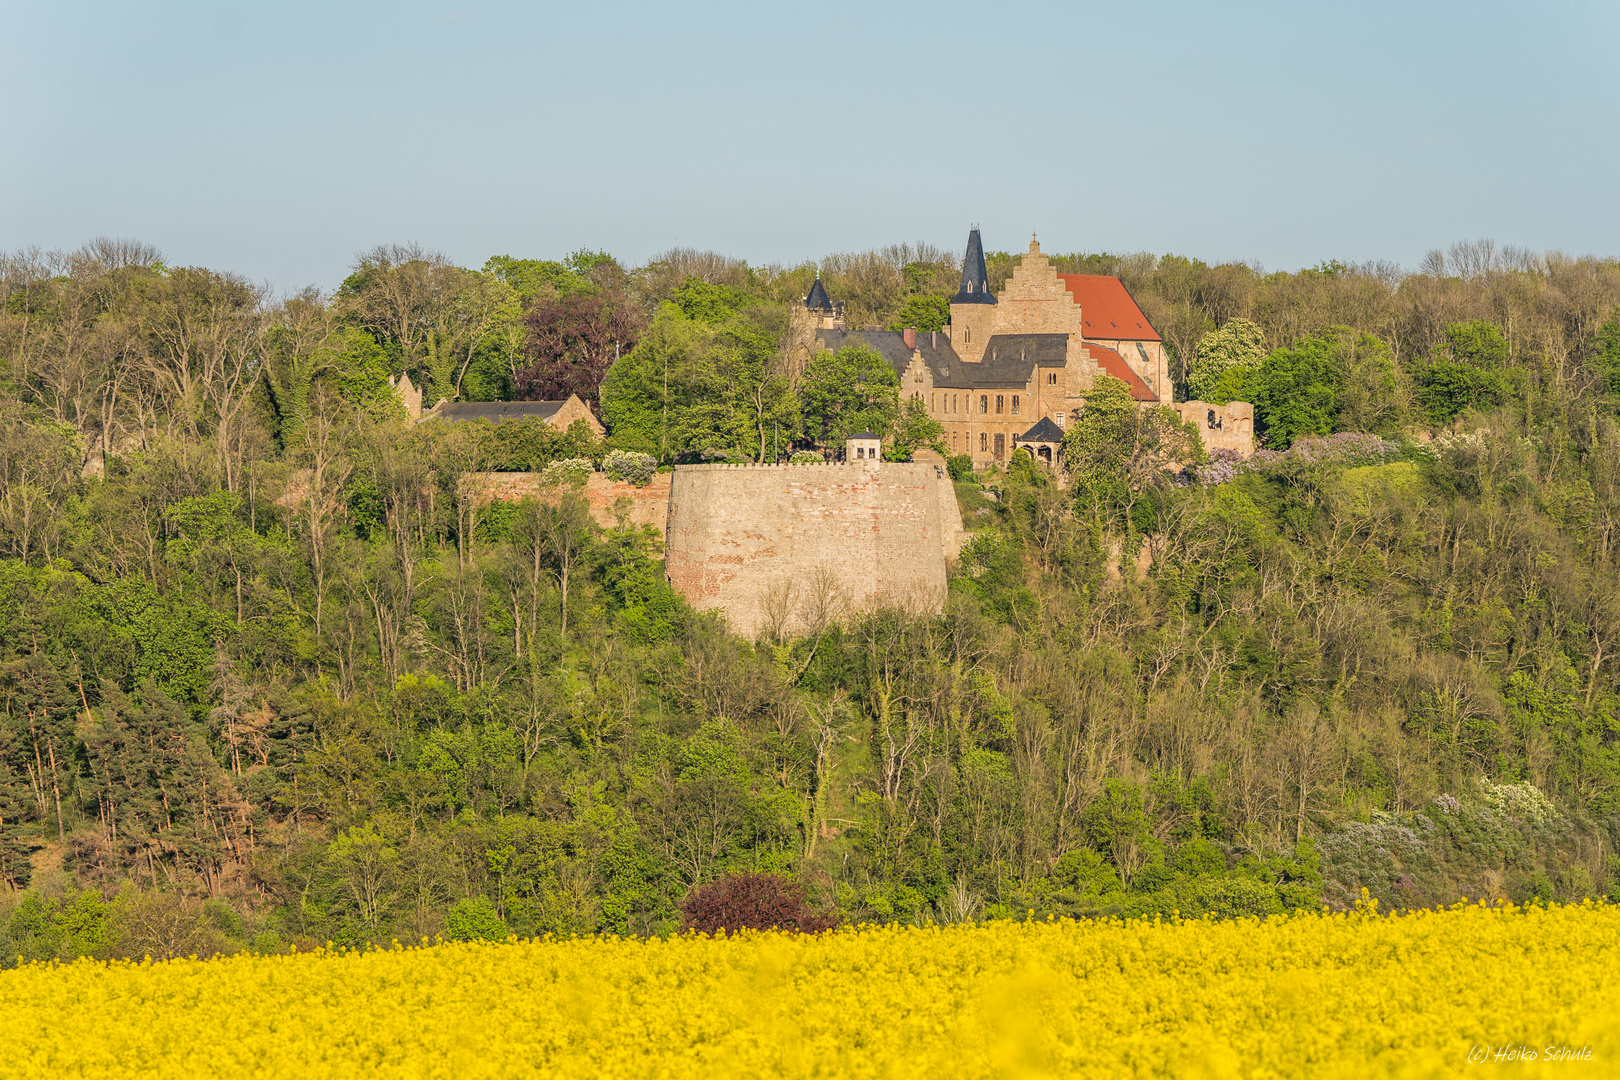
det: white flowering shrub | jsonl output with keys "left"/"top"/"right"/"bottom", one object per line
{"left": 538, "top": 457, "right": 594, "bottom": 487}
{"left": 789, "top": 451, "right": 823, "bottom": 465}
{"left": 602, "top": 449, "right": 657, "bottom": 486}
{"left": 1477, "top": 778, "right": 1557, "bottom": 825}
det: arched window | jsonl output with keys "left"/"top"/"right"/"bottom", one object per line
{"left": 964, "top": 326, "right": 972, "bottom": 344}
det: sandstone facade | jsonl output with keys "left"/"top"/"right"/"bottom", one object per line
{"left": 812, "top": 228, "right": 1256, "bottom": 464}
{"left": 663, "top": 460, "right": 965, "bottom": 638}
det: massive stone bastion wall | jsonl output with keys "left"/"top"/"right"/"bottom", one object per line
{"left": 664, "top": 461, "right": 965, "bottom": 639}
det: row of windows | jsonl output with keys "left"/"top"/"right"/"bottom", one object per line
{"left": 946, "top": 431, "right": 1023, "bottom": 455}
{"left": 933, "top": 393, "right": 1022, "bottom": 415}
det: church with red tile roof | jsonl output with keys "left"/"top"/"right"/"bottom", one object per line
{"left": 794, "top": 228, "right": 1253, "bottom": 466}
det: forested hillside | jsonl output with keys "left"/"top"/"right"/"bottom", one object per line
{"left": 4, "top": 236, "right": 1620, "bottom": 962}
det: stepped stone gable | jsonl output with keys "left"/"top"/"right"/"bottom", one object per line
{"left": 996, "top": 237, "right": 1085, "bottom": 337}
{"left": 664, "top": 461, "right": 965, "bottom": 638}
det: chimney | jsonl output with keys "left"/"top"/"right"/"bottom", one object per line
{"left": 902, "top": 327, "right": 916, "bottom": 350}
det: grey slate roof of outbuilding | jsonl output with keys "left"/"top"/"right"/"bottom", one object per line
{"left": 426, "top": 401, "right": 568, "bottom": 424}
{"left": 849, "top": 430, "right": 880, "bottom": 440}
{"left": 1018, "top": 416, "right": 1065, "bottom": 444}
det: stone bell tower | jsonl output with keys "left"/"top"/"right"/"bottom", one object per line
{"left": 949, "top": 227, "right": 998, "bottom": 363}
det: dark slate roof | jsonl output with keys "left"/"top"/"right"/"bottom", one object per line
{"left": 815, "top": 328, "right": 961, "bottom": 384}
{"left": 849, "top": 431, "right": 880, "bottom": 440}
{"left": 814, "top": 328, "right": 1078, "bottom": 391}
{"left": 981, "top": 334, "right": 1069, "bottom": 365}
{"left": 428, "top": 401, "right": 568, "bottom": 424}
{"left": 950, "top": 227, "right": 996, "bottom": 305}
{"left": 1018, "top": 417, "right": 1065, "bottom": 443}
{"left": 805, "top": 277, "right": 834, "bottom": 312}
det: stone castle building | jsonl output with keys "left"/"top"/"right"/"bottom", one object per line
{"left": 788, "top": 228, "right": 1253, "bottom": 464}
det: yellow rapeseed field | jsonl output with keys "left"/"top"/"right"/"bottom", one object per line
{"left": 3, "top": 900, "right": 1617, "bottom": 1079}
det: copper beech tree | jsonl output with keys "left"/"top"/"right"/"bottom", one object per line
{"left": 516, "top": 290, "right": 644, "bottom": 407}
{"left": 680, "top": 873, "right": 837, "bottom": 935}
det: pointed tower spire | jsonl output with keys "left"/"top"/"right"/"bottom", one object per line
{"left": 804, "top": 275, "right": 834, "bottom": 313}
{"left": 951, "top": 226, "right": 996, "bottom": 305}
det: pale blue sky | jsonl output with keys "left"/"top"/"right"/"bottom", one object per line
{"left": 3, "top": 1, "right": 1616, "bottom": 291}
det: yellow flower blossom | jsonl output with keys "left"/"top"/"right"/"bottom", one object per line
{"left": 2, "top": 901, "right": 1617, "bottom": 1078}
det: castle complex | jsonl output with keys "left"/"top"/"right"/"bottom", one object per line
{"left": 789, "top": 229, "right": 1253, "bottom": 464}
{"left": 440, "top": 226, "right": 1254, "bottom": 638}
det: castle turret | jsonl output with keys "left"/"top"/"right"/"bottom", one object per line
{"left": 950, "top": 227, "right": 997, "bottom": 363}
{"left": 804, "top": 275, "right": 842, "bottom": 330}
{"left": 787, "top": 273, "right": 843, "bottom": 391}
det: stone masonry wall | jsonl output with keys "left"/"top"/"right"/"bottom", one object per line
{"left": 461, "top": 471, "right": 673, "bottom": 534}
{"left": 664, "top": 461, "right": 965, "bottom": 638}
{"left": 1173, "top": 400, "right": 1256, "bottom": 458}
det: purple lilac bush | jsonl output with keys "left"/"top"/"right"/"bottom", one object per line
{"left": 1192, "top": 433, "right": 1402, "bottom": 486}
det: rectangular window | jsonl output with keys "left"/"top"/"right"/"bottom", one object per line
{"left": 1012, "top": 395, "right": 1020, "bottom": 415}
{"left": 979, "top": 395, "right": 988, "bottom": 415}
{"left": 994, "top": 433, "right": 1005, "bottom": 459}
{"left": 995, "top": 395, "right": 1004, "bottom": 415}
{"left": 979, "top": 432, "right": 987, "bottom": 452}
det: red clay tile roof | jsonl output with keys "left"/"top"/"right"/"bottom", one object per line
{"left": 1088, "top": 343, "right": 1158, "bottom": 402}
{"left": 1059, "top": 274, "right": 1161, "bottom": 342}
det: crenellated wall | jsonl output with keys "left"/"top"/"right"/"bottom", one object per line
{"left": 664, "top": 461, "right": 965, "bottom": 638}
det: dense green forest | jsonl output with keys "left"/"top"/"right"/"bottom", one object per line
{"left": 4, "top": 235, "right": 1620, "bottom": 962}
